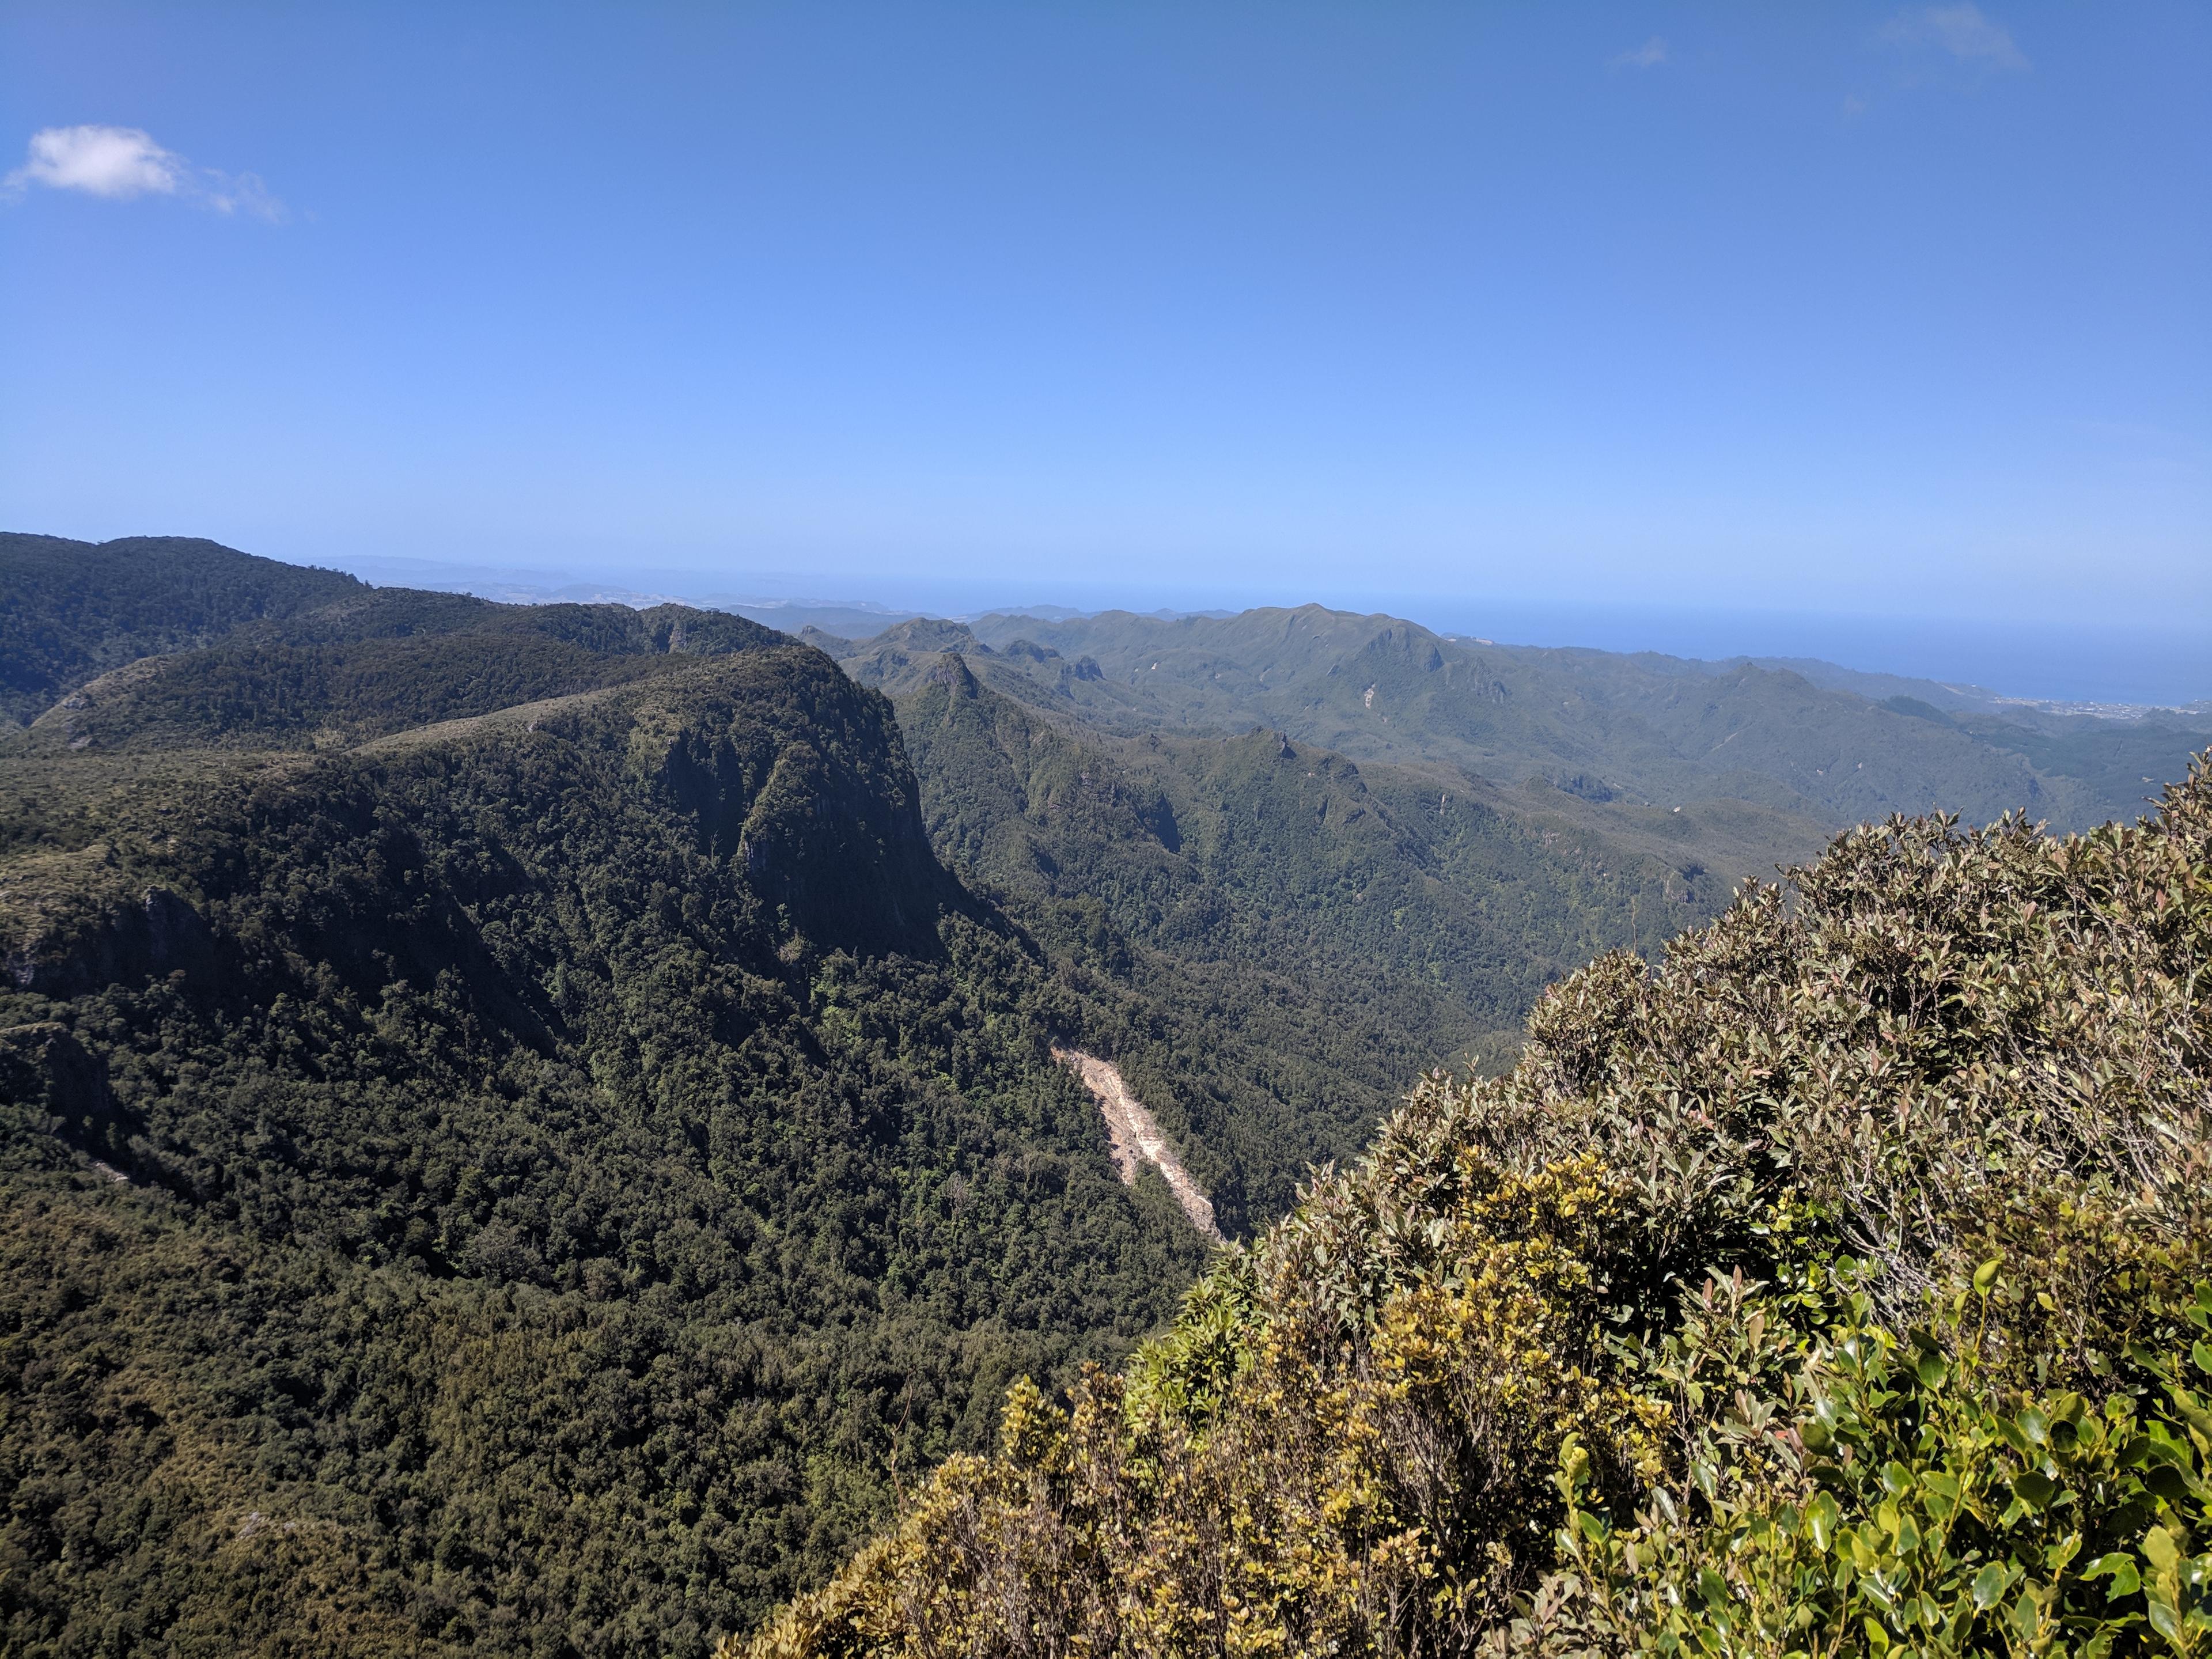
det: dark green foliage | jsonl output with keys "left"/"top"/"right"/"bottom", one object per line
{"left": 0, "top": 645, "right": 1212, "bottom": 1656}
{"left": 32, "top": 588, "right": 782, "bottom": 752}
{"left": 0, "top": 534, "right": 365, "bottom": 726}
{"left": 0, "top": 1177, "right": 1199, "bottom": 1659}
{"left": 891, "top": 656, "right": 1714, "bottom": 1225}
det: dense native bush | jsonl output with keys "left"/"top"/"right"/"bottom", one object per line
{"left": 894, "top": 661, "right": 1713, "bottom": 1232}
{"left": 0, "top": 652, "right": 1214, "bottom": 1657}
{"left": 1533, "top": 1271, "right": 2212, "bottom": 1657}
{"left": 0, "top": 533, "right": 365, "bottom": 726}
{"left": 748, "top": 755, "right": 2212, "bottom": 1656}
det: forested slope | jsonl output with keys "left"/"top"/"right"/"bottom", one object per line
{"left": 883, "top": 654, "right": 1717, "bottom": 1224}
{"left": 29, "top": 584, "right": 782, "bottom": 752}
{"left": 0, "top": 533, "right": 366, "bottom": 726}
{"left": 757, "top": 755, "right": 2212, "bottom": 1656}
{"left": 0, "top": 635, "right": 1214, "bottom": 1656}
{"left": 954, "top": 604, "right": 2211, "bottom": 836}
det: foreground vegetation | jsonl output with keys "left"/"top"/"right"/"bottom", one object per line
{"left": 753, "top": 756, "right": 2212, "bottom": 1656}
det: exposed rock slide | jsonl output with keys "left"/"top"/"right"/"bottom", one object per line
{"left": 1055, "top": 1047, "right": 1227, "bottom": 1244}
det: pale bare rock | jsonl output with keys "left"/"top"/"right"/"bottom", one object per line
{"left": 1054, "top": 1047, "right": 1226, "bottom": 1245}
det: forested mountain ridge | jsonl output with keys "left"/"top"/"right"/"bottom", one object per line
{"left": 1, "top": 624, "right": 1217, "bottom": 1653}
{"left": 756, "top": 753, "right": 2212, "bottom": 1658}
{"left": 878, "top": 653, "right": 1720, "bottom": 1224}
{"left": 823, "top": 616, "right": 1833, "bottom": 893}
{"left": 949, "top": 604, "right": 2210, "bottom": 835}
{"left": 0, "top": 532, "right": 366, "bottom": 727}
{"left": 29, "top": 584, "right": 783, "bottom": 753}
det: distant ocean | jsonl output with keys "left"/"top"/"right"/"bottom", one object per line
{"left": 1336, "top": 596, "right": 2212, "bottom": 710}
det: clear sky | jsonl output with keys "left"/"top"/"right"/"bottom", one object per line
{"left": 2, "top": 3, "right": 2207, "bottom": 688}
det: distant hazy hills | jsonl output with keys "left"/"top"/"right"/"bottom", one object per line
{"left": 812, "top": 603, "right": 2210, "bottom": 846}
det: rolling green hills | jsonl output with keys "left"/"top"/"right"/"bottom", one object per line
{"left": 0, "top": 533, "right": 366, "bottom": 728}
{"left": 28, "top": 585, "right": 783, "bottom": 753}
{"left": 949, "top": 604, "right": 2209, "bottom": 836}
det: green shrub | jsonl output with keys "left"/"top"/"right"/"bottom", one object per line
{"left": 1543, "top": 1271, "right": 2212, "bottom": 1658}
{"left": 749, "top": 756, "right": 2212, "bottom": 1656}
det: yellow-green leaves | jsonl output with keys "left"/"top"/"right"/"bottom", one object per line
{"left": 752, "top": 755, "right": 2212, "bottom": 1658}
{"left": 1972, "top": 1560, "right": 2016, "bottom": 1608}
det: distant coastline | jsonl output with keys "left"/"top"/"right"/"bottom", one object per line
{"left": 326, "top": 552, "right": 2209, "bottom": 711}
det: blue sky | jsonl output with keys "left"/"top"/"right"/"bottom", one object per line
{"left": 2, "top": 3, "right": 2207, "bottom": 692}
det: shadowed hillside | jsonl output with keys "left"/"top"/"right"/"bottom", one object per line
{"left": 28, "top": 585, "right": 783, "bottom": 752}
{"left": 0, "top": 533, "right": 367, "bottom": 726}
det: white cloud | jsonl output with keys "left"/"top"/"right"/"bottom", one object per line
{"left": 4, "top": 124, "right": 284, "bottom": 219}
{"left": 1610, "top": 36, "right": 1669, "bottom": 71}
{"left": 6, "top": 125, "right": 183, "bottom": 198}
{"left": 1882, "top": 4, "right": 2029, "bottom": 71}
